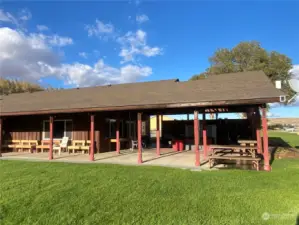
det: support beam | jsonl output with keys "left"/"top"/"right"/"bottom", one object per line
{"left": 194, "top": 110, "right": 200, "bottom": 166}
{"left": 203, "top": 113, "right": 207, "bottom": 159}
{"left": 116, "top": 118, "right": 120, "bottom": 154}
{"left": 49, "top": 116, "right": 53, "bottom": 160}
{"left": 137, "top": 113, "right": 142, "bottom": 164}
{"left": 0, "top": 118, "right": 2, "bottom": 157}
{"left": 262, "top": 108, "right": 271, "bottom": 171}
{"left": 256, "top": 129, "right": 262, "bottom": 154}
{"left": 156, "top": 115, "right": 160, "bottom": 156}
{"left": 90, "top": 114, "right": 95, "bottom": 161}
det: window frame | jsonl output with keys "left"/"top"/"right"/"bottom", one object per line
{"left": 106, "top": 119, "right": 125, "bottom": 138}
{"left": 42, "top": 119, "right": 73, "bottom": 140}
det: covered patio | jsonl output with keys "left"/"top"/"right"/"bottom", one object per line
{"left": 0, "top": 71, "right": 284, "bottom": 171}
{"left": 1, "top": 148, "right": 207, "bottom": 169}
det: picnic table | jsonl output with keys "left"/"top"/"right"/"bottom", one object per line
{"left": 208, "top": 144, "right": 260, "bottom": 171}
{"left": 238, "top": 140, "right": 257, "bottom": 146}
{"left": 209, "top": 145, "right": 258, "bottom": 158}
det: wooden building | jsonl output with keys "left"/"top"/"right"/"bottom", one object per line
{"left": 0, "top": 71, "right": 285, "bottom": 170}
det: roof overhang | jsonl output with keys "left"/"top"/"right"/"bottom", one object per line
{"left": 0, "top": 97, "right": 280, "bottom": 117}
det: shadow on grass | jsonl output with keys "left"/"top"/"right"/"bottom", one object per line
{"left": 268, "top": 137, "right": 291, "bottom": 166}
{"left": 296, "top": 214, "right": 299, "bottom": 225}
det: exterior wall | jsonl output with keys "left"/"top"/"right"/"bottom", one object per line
{"left": 162, "top": 119, "right": 252, "bottom": 145}
{"left": 150, "top": 115, "right": 174, "bottom": 137}
{"left": 2, "top": 111, "right": 150, "bottom": 153}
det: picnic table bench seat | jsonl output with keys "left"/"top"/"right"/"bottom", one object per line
{"left": 209, "top": 155, "right": 261, "bottom": 171}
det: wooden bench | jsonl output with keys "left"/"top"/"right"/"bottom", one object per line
{"left": 209, "top": 155, "right": 261, "bottom": 171}
{"left": 15, "top": 140, "right": 38, "bottom": 152}
{"left": 68, "top": 140, "right": 90, "bottom": 154}
{"left": 36, "top": 140, "right": 60, "bottom": 153}
{"left": 2, "top": 140, "right": 21, "bottom": 151}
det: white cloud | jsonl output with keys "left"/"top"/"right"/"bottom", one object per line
{"left": 79, "top": 52, "right": 88, "bottom": 59}
{"left": 0, "top": 27, "right": 60, "bottom": 81}
{"left": 58, "top": 61, "right": 151, "bottom": 86}
{"left": 118, "top": 29, "right": 162, "bottom": 63}
{"left": 37, "top": 25, "right": 49, "bottom": 31}
{"left": 0, "top": 9, "right": 18, "bottom": 25}
{"left": 85, "top": 19, "right": 115, "bottom": 39}
{"left": 19, "top": 8, "right": 32, "bottom": 21}
{"left": 136, "top": 14, "right": 149, "bottom": 24}
{"left": 0, "top": 8, "right": 31, "bottom": 27}
{"left": 47, "top": 35, "right": 73, "bottom": 47}
{"left": 0, "top": 27, "right": 152, "bottom": 87}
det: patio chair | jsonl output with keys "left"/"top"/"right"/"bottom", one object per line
{"left": 130, "top": 140, "right": 146, "bottom": 151}
{"left": 53, "top": 137, "right": 69, "bottom": 155}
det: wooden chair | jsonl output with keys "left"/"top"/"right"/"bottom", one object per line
{"left": 53, "top": 137, "right": 69, "bottom": 155}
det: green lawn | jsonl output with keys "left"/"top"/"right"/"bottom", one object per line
{"left": 268, "top": 131, "right": 299, "bottom": 148}
{"left": 1, "top": 160, "right": 299, "bottom": 225}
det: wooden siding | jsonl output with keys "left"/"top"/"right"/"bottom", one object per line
{"left": 2, "top": 111, "right": 150, "bottom": 153}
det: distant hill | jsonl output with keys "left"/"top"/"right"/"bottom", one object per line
{"left": 268, "top": 118, "right": 299, "bottom": 129}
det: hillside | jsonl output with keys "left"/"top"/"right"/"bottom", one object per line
{"left": 268, "top": 118, "right": 299, "bottom": 128}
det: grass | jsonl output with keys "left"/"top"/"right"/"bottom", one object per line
{"left": 268, "top": 130, "right": 299, "bottom": 148}
{"left": 1, "top": 160, "right": 299, "bottom": 225}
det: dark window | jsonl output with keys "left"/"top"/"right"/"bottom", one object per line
{"left": 43, "top": 120, "right": 73, "bottom": 139}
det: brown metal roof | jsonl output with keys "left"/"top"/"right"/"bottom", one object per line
{"left": 0, "top": 71, "right": 284, "bottom": 116}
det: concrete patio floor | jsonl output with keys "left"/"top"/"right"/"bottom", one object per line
{"left": 0, "top": 148, "right": 217, "bottom": 170}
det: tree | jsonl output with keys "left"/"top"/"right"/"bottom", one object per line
{"left": 191, "top": 41, "right": 295, "bottom": 103}
{"left": 0, "top": 79, "right": 43, "bottom": 95}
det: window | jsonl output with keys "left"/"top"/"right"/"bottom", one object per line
{"left": 126, "top": 121, "right": 136, "bottom": 139}
{"left": 106, "top": 119, "right": 124, "bottom": 138}
{"left": 43, "top": 120, "right": 72, "bottom": 140}
{"left": 142, "top": 121, "right": 147, "bottom": 136}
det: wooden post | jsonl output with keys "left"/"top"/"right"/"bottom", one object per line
{"left": 262, "top": 107, "right": 270, "bottom": 171}
{"left": 49, "top": 116, "right": 53, "bottom": 160}
{"left": 0, "top": 118, "right": 2, "bottom": 157}
{"left": 90, "top": 114, "right": 95, "bottom": 161}
{"left": 256, "top": 129, "right": 262, "bottom": 154}
{"left": 137, "top": 113, "right": 142, "bottom": 164}
{"left": 203, "top": 113, "right": 207, "bottom": 159}
{"left": 116, "top": 118, "right": 120, "bottom": 154}
{"left": 194, "top": 110, "right": 200, "bottom": 166}
{"left": 256, "top": 109, "right": 262, "bottom": 154}
{"left": 156, "top": 115, "right": 160, "bottom": 156}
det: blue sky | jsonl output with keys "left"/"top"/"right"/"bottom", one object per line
{"left": 0, "top": 1, "right": 298, "bottom": 117}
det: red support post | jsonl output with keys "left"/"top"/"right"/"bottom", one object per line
{"left": 156, "top": 115, "right": 160, "bottom": 156}
{"left": 90, "top": 114, "right": 95, "bottom": 161}
{"left": 116, "top": 118, "right": 120, "bottom": 154}
{"left": 194, "top": 110, "right": 200, "bottom": 166}
{"left": 203, "top": 113, "right": 208, "bottom": 159}
{"left": 49, "top": 116, "right": 53, "bottom": 160}
{"left": 262, "top": 108, "right": 271, "bottom": 171}
{"left": 256, "top": 129, "right": 262, "bottom": 154}
{"left": 137, "top": 113, "right": 142, "bottom": 164}
{"left": 0, "top": 118, "right": 2, "bottom": 157}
